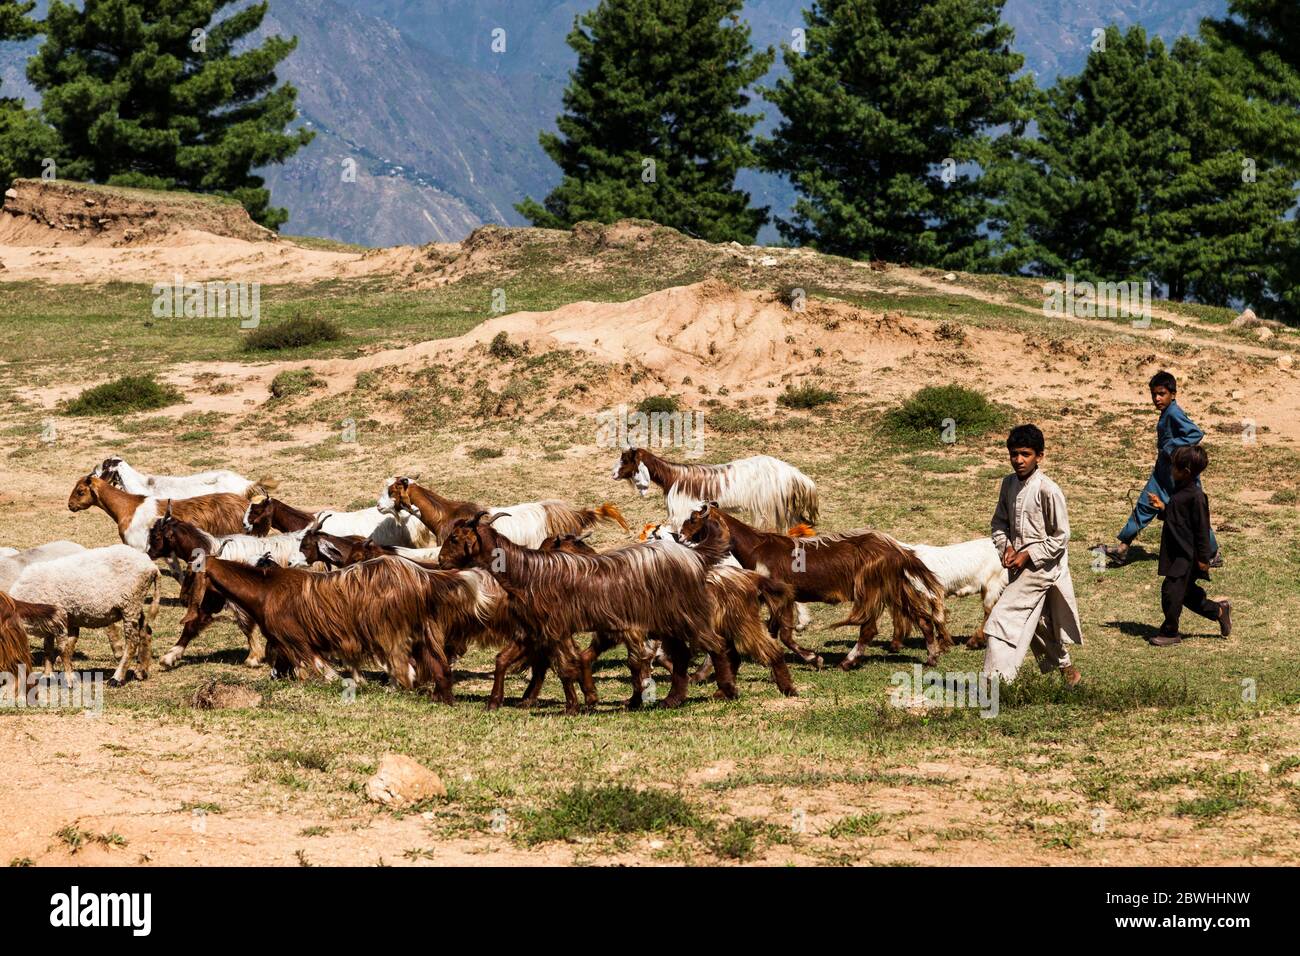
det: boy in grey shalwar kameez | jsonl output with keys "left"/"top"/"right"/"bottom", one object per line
{"left": 983, "top": 424, "right": 1083, "bottom": 685}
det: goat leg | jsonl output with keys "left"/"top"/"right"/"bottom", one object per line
{"left": 772, "top": 600, "right": 822, "bottom": 669}
{"left": 709, "top": 644, "right": 738, "bottom": 701}
{"left": 488, "top": 643, "right": 527, "bottom": 710}
{"left": 840, "top": 619, "right": 880, "bottom": 671}
{"left": 661, "top": 636, "right": 692, "bottom": 708}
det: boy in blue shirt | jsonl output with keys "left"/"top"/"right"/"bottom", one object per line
{"left": 1098, "top": 371, "right": 1220, "bottom": 567}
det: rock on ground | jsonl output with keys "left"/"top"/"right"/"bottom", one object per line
{"left": 365, "top": 753, "right": 446, "bottom": 808}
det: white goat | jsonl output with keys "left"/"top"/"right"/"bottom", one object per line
{"left": 897, "top": 538, "right": 1008, "bottom": 647}
{"left": 9, "top": 545, "right": 161, "bottom": 685}
{"left": 614, "top": 447, "right": 818, "bottom": 530}
{"left": 213, "top": 531, "right": 309, "bottom": 568}
{"left": 317, "top": 508, "right": 433, "bottom": 547}
{"left": 94, "top": 454, "right": 272, "bottom": 499}
{"left": 0, "top": 541, "right": 88, "bottom": 591}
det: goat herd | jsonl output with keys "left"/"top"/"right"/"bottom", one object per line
{"left": 0, "top": 447, "right": 1011, "bottom": 713}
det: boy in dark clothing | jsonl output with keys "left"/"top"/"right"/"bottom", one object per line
{"left": 1148, "top": 444, "right": 1232, "bottom": 646}
{"left": 1099, "top": 370, "right": 1221, "bottom": 567}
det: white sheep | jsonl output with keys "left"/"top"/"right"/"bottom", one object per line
{"left": 94, "top": 454, "right": 272, "bottom": 499}
{"left": 9, "top": 545, "right": 161, "bottom": 685}
{"left": 897, "top": 538, "right": 1008, "bottom": 647}
{"left": 0, "top": 541, "right": 88, "bottom": 591}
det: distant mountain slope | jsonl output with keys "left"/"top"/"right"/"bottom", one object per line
{"left": 0, "top": 0, "right": 1227, "bottom": 246}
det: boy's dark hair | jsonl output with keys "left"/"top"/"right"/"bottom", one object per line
{"left": 1172, "top": 444, "right": 1208, "bottom": 477}
{"left": 1149, "top": 370, "right": 1177, "bottom": 393}
{"left": 1006, "top": 423, "right": 1045, "bottom": 453}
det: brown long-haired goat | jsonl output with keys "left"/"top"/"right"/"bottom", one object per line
{"left": 678, "top": 504, "right": 952, "bottom": 668}
{"left": 437, "top": 511, "right": 734, "bottom": 711}
{"left": 178, "top": 554, "right": 505, "bottom": 703}
{"left": 540, "top": 532, "right": 797, "bottom": 699}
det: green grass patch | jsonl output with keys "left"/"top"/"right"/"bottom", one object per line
{"left": 521, "top": 784, "right": 700, "bottom": 845}
{"left": 270, "top": 368, "right": 325, "bottom": 399}
{"left": 61, "top": 374, "right": 184, "bottom": 416}
{"left": 469, "top": 446, "right": 504, "bottom": 460}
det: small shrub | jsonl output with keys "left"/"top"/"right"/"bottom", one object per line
{"left": 935, "top": 321, "right": 966, "bottom": 343}
{"left": 1269, "top": 488, "right": 1297, "bottom": 505}
{"left": 882, "top": 385, "right": 1008, "bottom": 446}
{"left": 242, "top": 314, "right": 342, "bottom": 352}
{"left": 62, "top": 375, "right": 184, "bottom": 416}
{"left": 777, "top": 383, "right": 838, "bottom": 409}
{"left": 470, "top": 446, "right": 504, "bottom": 460}
{"left": 270, "top": 369, "right": 324, "bottom": 399}
{"left": 707, "top": 818, "right": 762, "bottom": 861}
{"left": 636, "top": 395, "right": 679, "bottom": 415}
{"left": 707, "top": 408, "right": 762, "bottom": 433}
{"left": 489, "top": 331, "right": 528, "bottom": 359}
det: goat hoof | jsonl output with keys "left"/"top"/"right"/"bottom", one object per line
{"left": 517, "top": 698, "right": 535, "bottom": 711}
{"left": 924, "top": 655, "right": 941, "bottom": 667}
{"left": 838, "top": 658, "right": 858, "bottom": 672}
{"left": 106, "top": 676, "right": 124, "bottom": 688}
{"left": 485, "top": 700, "right": 501, "bottom": 712}
{"left": 661, "top": 695, "right": 686, "bottom": 709}
{"left": 243, "top": 657, "right": 264, "bottom": 668}
{"left": 624, "top": 696, "right": 643, "bottom": 710}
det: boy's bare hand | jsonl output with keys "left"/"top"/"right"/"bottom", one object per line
{"left": 1197, "top": 560, "right": 1210, "bottom": 573}
{"left": 1002, "top": 547, "right": 1030, "bottom": 570}
{"left": 1147, "top": 492, "right": 1164, "bottom": 510}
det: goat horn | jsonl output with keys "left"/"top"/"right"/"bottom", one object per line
{"left": 484, "top": 511, "right": 511, "bottom": 527}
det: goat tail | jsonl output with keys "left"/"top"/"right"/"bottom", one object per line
{"left": 247, "top": 477, "right": 280, "bottom": 499}
{"left": 591, "top": 501, "right": 629, "bottom": 533}
{"left": 788, "top": 472, "right": 819, "bottom": 527}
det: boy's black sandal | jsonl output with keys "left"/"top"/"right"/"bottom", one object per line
{"left": 1218, "top": 601, "right": 1232, "bottom": 638}
{"left": 1092, "top": 543, "right": 1128, "bottom": 566}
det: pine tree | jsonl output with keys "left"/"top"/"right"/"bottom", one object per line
{"left": 757, "top": 0, "right": 1035, "bottom": 267}
{"left": 0, "top": 0, "right": 57, "bottom": 186}
{"left": 27, "top": 0, "right": 312, "bottom": 229}
{"left": 994, "top": 25, "right": 1298, "bottom": 309}
{"left": 1201, "top": 1, "right": 1300, "bottom": 321}
{"left": 516, "top": 0, "right": 773, "bottom": 244}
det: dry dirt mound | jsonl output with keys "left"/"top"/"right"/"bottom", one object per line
{"left": 456, "top": 277, "right": 924, "bottom": 389}
{"left": 143, "top": 279, "right": 932, "bottom": 418}
{"left": 0, "top": 178, "right": 278, "bottom": 246}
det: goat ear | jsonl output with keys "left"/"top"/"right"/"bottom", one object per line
{"left": 318, "top": 538, "right": 346, "bottom": 564}
{"left": 576, "top": 530, "right": 594, "bottom": 542}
